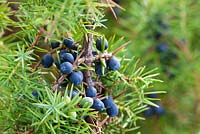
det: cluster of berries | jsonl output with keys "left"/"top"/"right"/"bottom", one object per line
{"left": 41, "top": 38, "right": 84, "bottom": 85}
{"left": 153, "top": 19, "right": 168, "bottom": 40}
{"left": 36, "top": 36, "right": 120, "bottom": 117}
{"left": 94, "top": 38, "right": 120, "bottom": 75}
{"left": 155, "top": 44, "right": 178, "bottom": 79}
{"left": 149, "top": 17, "right": 178, "bottom": 79}
{"left": 155, "top": 43, "right": 177, "bottom": 65}
{"left": 143, "top": 94, "right": 165, "bottom": 117}
{"left": 70, "top": 90, "right": 118, "bottom": 117}
{"left": 155, "top": 19, "right": 177, "bottom": 65}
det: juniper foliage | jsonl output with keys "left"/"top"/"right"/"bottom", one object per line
{"left": 0, "top": 0, "right": 163, "bottom": 133}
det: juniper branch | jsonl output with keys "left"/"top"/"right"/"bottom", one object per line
{"left": 82, "top": 28, "right": 94, "bottom": 87}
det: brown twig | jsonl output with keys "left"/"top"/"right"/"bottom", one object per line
{"left": 95, "top": 53, "right": 112, "bottom": 60}
{"left": 109, "top": 0, "right": 125, "bottom": 10}
{"left": 112, "top": 41, "right": 131, "bottom": 55}
{"left": 82, "top": 28, "right": 94, "bottom": 87}
{"left": 107, "top": 0, "right": 117, "bottom": 19}
{"left": 93, "top": 81, "right": 104, "bottom": 88}
{"left": 73, "top": 49, "right": 85, "bottom": 68}
{"left": 106, "top": 0, "right": 125, "bottom": 19}
{"left": 33, "top": 61, "right": 41, "bottom": 71}
{"left": 173, "top": 38, "right": 192, "bottom": 60}
{"left": 96, "top": 94, "right": 105, "bottom": 99}
{"left": 74, "top": 40, "right": 81, "bottom": 46}
{"left": 98, "top": 116, "right": 110, "bottom": 127}
{"left": 113, "top": 89, "right": 129, "bottom": 99}
{"left": 52, "top": 74, "right": 67, "bottom": 92}
{"left": 28, "top": 28, "right": 45, "bottom": 50}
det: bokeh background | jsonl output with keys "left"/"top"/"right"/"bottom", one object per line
{"left": 103, "top": 0, "right": 200, "bottom": 133}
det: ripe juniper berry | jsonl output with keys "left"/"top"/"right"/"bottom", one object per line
{"left": 154, "top": 103, "right": 165, "bottom": 115}
{"left": 92, "top": 98, "right": 105, "bottom": 112}
{"left": 95, "top": 62, "right": 107, "bottom": 76}
{"left": 41, "top": 53, "right": 54, "bottom": 68}
{"left": 67, "top": 89, "right": 79, "bottom": 99}
{"left": 86, "top": 86, "right": 97, "bottom": 97}
{"left": 69, "top": 71, "right": 84, "bottom": 85}
{"left": 106, "top": 103, "right": 119, "bottom": 117}
{"left": 63, "top": 38, "right": 74, "bottom": 49}
{"left": 32, "top": 90, "right": 38, "bottom": 97}
{"left": 96, "top": 37, "right": 108, "bottom": 51}
{"left": 60, "top": 62, "right": 73, "bottom": 74}
{"left": 60, "top": 52, "right": 74, "bottom": 63}
{"left": 143, "top": 106, "right": 154, "bottom": 117}
{"left": 107, "top": 57, "right": 120, "bottom": 71}
{"left": 155, "top": 43, "right": 168, "bottom": 53}
{"left": 51, "top": 41, "right": 60, "bottom": 49}
{"left": 102, "top": 96, "right": 114, "bottom": 109}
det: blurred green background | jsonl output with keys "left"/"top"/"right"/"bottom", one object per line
{"left": 103, "top": 0, "right": 200, "bottom": 133}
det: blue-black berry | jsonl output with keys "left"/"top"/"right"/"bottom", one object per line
{"left": 96, "top": 37, "right": 108, "bottom": 51}
{"left": 41, "top": 53, "right": 54, "bottom": 68}
{"left": 102, "top": 96, "right": 114, "bottom": 109}
{"left": 95, "top": 62, "right": 107, "bottom": 76}
{"left": 51, "top": 41, "right": 60, "bottom": 49}
{"left": 69, "top": 71, "right": 83, "bottom": 85}
{"left": 32, "top": 90, "right": 38, "bottom": 97}
{"left": 86, "top": 86, "right": 97, "bottom": 97}
{"left": 154, "top": 31, "right": 162, "bottom": 40}
{"left": 60, "top": 52, "right": 74, "bottom": 63}
{"left": 77, "top": 70, "right": 84, "bottom": 80}
{"left": 147, "top": 94, "right": 158, "bottom": 98}
{"left": 155, "top": 43, "right": 168, "bottom": 53}
{"left": 68, "top": 89, "right": 79, "bottom": 99}
{"left": 63, "top": 38, "right": 74, "bottom": 49}
{"left": 60, "top": 62, "right": 73, "bottom": 74}
{"left": 154, "top": 104, "right": 165, "bottom": 115}
{"left": 92, "top": 51, "right": 98, "bottom": 56}
{"left": 143, "top": 106, "right": 154, "bottom": 117}
{"left": 106, "top": 103, "right": 119, "bottom": 117}
{"left": 92, "top": 98, "right": 105, "bottom": 112}
{"left": 107, "top": 57, "right": 120, "bottom": 71}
